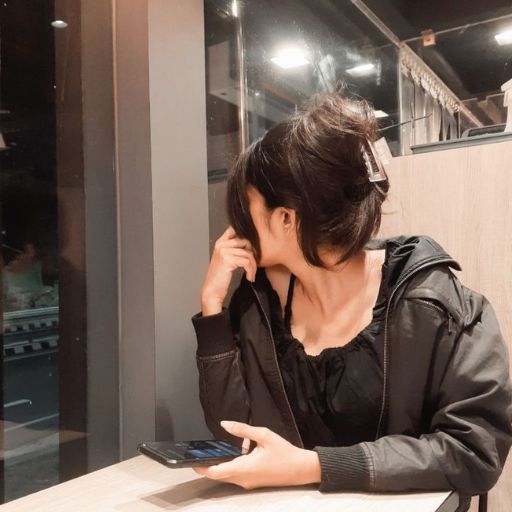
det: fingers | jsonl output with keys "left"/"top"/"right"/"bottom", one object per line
{"left": 240, "top": 259, "right": 258, "bottom": 283}
{"left": 216, "top": 235, "right": 253, "bottom": 253}
{"left": 193, "top": 466, "right": 208, "bottom": 475}
{"left": 217, "top": 226, "right": 253, "bottom": 252}
{"left": 241, "top": 437, "right": 251, "bottom": 455}
{"left": 230, "top": 253, "right": 257, "bottom": 280}
{"left": 228, "top": 256, "right": 253, "bottom": 277}
{"left": 220, "top": 420, "right": 272, "bottom": 445}
{"left": 221, "top": 238, "right": 253, "bottom": 250}
{"left": 219, "top": 225, "right": 237, "bottom": 241}
{"left": 192, "top": 461, "right": 234, "bottom": 481}
{"left": 220, "top": 249, "right": 257, "bottom": 282}
{"left": 226, "top": 248, "right": 255, "bottom": 260}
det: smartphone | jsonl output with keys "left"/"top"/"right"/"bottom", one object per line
{"left": 137, "top": 440, "right": 244, "bottom": 468}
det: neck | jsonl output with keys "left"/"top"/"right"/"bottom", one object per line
{"left": 285, "top": 248, "right": 376, "bottom": 319}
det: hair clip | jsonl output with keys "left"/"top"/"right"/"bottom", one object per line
{"left": 361, "top": 139, "right": 387, "bottom": 183}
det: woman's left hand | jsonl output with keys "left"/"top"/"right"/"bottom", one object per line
{"left": 192, "top": 421, "right": 321, "bottom": 490}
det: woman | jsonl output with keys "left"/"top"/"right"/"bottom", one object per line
{"left": 190, "top": 91, "right": 512, "bottom": 508}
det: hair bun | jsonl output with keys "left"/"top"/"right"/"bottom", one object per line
{"left": 227, "top": 88, "right": 389, "bottom": 269}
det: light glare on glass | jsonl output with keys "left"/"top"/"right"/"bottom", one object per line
{"left": 51, "top": 20, "right": 68, "bottom": 29}
{"left": 495, "top": 29, "right": 512, "bottom": 46}
{"left": 271, "top": 47, "right": 309, "bottom": 69}
{"left": 346, "top": 63, "right": 375, "bottom": 76}
{"left": 374, "top": 110, "right": 389, "bottom": 118}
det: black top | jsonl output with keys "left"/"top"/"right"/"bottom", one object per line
{"left": 267, "top": 249, "right": 390, "bottom": 450}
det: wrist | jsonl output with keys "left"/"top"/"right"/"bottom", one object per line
{"left": 200, "top": 297, "right": 223, "bottom": 316}
{"left": 296, "top": 449, "right": 321, "bottom": 485}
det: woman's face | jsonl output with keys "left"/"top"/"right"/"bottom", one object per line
{"left": 247, "top": 186, "right": 295, "bottom": 267}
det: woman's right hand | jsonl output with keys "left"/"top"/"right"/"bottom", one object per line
{"left": 200, "top": 226, "right": 257, "bottom": 316}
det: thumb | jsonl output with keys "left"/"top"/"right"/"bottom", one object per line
{"left": 220, "top": 420, "right": 272, "bottom": 445}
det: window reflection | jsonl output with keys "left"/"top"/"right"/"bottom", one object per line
{"left": 0, "top": 0, "right": 117, "bottom": 502}
{"left": 0, "top": 0, "right": 60, "bottom": 500}
{"left": 204, "top": 0, "right": 400, "bottom": 255}
{"left": 205, "top": 0, "right": 512, "bottom": 175}
{"left": 2, "top": 189, "right": 58, "bottom": 313}
{"left": 364, "top": 0, "right": 512, "bottom": 149}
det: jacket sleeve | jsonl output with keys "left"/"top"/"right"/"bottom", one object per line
{"left": 313, "top": 294, "right": 512, "bottom": 496}
{"left": 192, "top": 284, "right": 252, "bottom": 447}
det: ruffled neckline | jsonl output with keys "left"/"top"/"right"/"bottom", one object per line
{"left": 265, "top": 249, "right": 390, "bottom": 360}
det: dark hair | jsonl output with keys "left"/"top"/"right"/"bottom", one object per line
{"left": 226, "top": 89, "right": 390, "bottom": 268}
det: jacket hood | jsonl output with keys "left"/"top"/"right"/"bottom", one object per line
{"left": 250, "top": 235, "right": 462, "bottom": 311}
{"left": 366, "top": 235, "right": 462, "bottom": 291}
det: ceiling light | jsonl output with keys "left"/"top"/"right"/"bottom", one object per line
{"left": 346, "top": 63, "right": 375, "bottom": 76}
{"left": 271, "top": 47, "right": 309, "bottom": 69}
{"left": 51, "top": 20, "right": 68, "bottom": 28}
{"left": 495, "top": 29, "right": 512, "bottom": 45}
{"left": 374, "top": 110, "right": 389, "bottom": 118}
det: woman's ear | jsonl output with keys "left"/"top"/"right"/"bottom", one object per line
{"left": 270, "top": 207, "right": 295, "bottom": 236}
{"left": 281, "top": 208, "right": 295, "bottom": 233}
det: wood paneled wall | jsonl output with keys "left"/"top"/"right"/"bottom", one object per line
{"left": 378, "top": 139, "right": 512, "bottom": 512}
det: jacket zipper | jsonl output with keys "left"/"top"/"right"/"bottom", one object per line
{"left": 375, "top": 256, "right": 458, "bottom": 439}
{"left": 249, "top": 282, "right": 304, "bottom": 449}
{"left": 413, "top": 299, "right": 454, "bottom": 335}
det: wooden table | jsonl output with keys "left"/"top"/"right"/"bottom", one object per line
{"left": 0, "top": 455, "right": 459, "bottom": 511}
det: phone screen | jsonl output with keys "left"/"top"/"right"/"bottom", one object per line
{"left": 138, "top": 440, "right": 244, "bottom": 467}
{"left": 160, "top": 440, "right": 242, "bottom": 459}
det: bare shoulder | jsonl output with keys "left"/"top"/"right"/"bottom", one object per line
{"left": 264, "top": 264, "right": 291, "bottom": 310}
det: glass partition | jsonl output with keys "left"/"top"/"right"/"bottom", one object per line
{"left": 205, "top": 1, "right": 512, "bottom": 174}
{"left": 0, "top": 0, "right": 118, "bottom": 502}
{"left": 204, "top": 0, "right": 400, "bottom": 255}
{"left": 364, "top": 0, "right": 512, "bottom": 152}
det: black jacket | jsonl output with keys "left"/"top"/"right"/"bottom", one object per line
{"left": 192, "top": 235, "right": 512, "bottom": 504}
